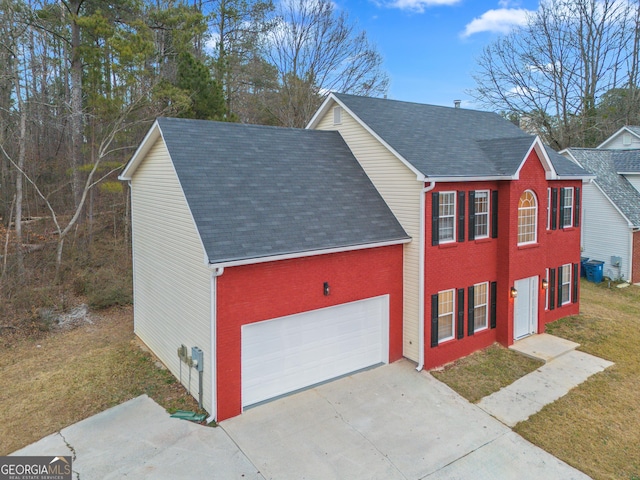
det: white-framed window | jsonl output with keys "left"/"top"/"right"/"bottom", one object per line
{"left": 473, "top": 282, "right": 489, "bottom": 331}
{"left": 561, "top": 188, "right": 574, "bottom": 228}
{"left": 333, "top": 106, "right": 342, "bottom": 125}
{"left": 474, "top": 190, "right": 489, "bottom": 239}
{"left": 560, "top": 264, "right": 571, "bottom": 305}
{"left": 518, "top": 190, "right": 538, "bottom": 245}
{"left": 438, "top": 191, "right": 456, "bottom": 243}
{"left": 623, "top": 132, "right": 632, "bottom": 146}
{"left": 438, "top": 289, "right": 455, "bottom": 342}
{"left": 545, "top": 268, "right": 550, "bottom": 310}
{"left": 546, "top": 188, "right": 551, "bottom": 230}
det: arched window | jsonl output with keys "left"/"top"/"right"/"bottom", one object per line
{"left": 518, "top": 190, "right": 537, "bottom": 244}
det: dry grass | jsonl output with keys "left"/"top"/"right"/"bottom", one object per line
{"left": 515, "top": 280, "right": 640, "bottom": 480}
{"left": 0, "top": 306, "right": 201, "bottom": 455}
{"left": 431, "top": 280, "right": 640, "bottom": 479}
{"left": 431, "top": 344, "right": 544, "bottom": 403}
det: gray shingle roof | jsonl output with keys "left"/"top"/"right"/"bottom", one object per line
{"left": 567, "top": 148, "right": 640, "bottom": 227}
{"left": 611, "top": 149, "right": 640, "bottom": 173}
{"left": 156, "top": 117, "right": 409, "bottom": 265}
{"left": 333, "top": 93, "right": 588, "bottom": 178}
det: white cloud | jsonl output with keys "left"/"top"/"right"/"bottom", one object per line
{"left": 462, "top": 8, "right": 532, "bottom": 37}
{"left": 384, "top": 0, "right": 460, "bottom": 14}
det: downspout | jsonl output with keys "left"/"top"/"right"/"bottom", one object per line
{"left": 206, "top": 266, "right": 224, "bottom": 424}
{"left": 417, "top": 180, "right": 436, "bottom": 371}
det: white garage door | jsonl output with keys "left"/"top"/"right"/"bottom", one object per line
{"left": 242, "top": 295, "right": 389, "bottom": 407}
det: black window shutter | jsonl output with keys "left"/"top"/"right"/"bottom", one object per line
{"left": 490, "top": 282, "right": 497, "bottom": 329}
{"left": 491, "top": 190, "right": 499, "bottom": 238}
{"left": 551, "top": 188, "right": 558, "bottom": 230}
{"left": 572, "top": 263, "right": 579, "bottom": 303}
{"left": 559, "top": 188, "right": 566, "bottom": 228}
{"left": 457, "top": 288, "right": 465, "bottom": 339}
{"left": 557, "top": 266, "right": 564, "bottom": 306}
{"left": 458, "top": 191, "right": 465, "bottom": 243}
{"left": 574, "top": 187, "right": 581, "bottom": 227}
{"left": 431, "top": 294, "right": 439, "bottom": 347}
{"left": 432, "top": 192, "right": 439, "bottom": 246}
{"left": 467, "top": 285, "right": 475, "bottom": 336}
{"left": 468, "top": 191, "right": 476, "bottom": 241}
{"left": 549, "top": 268, "right": 556, "bottom": 310}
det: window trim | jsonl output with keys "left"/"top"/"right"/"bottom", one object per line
{"left": 560, "top": 263, "right": 572, "bottom": 306}
{"left": 438, "top": 191, "right": 457, "bottom": 244}
{"left": 473, "top": 281, "right": 489, "bottom": 332}
{"left": 517, "top": 190, "right": 538, "bottom": 245}
{"left": 333, "top": 106, "right": 342, "bottom": 125}
{"left": 473, "top": 190, "right": 490, "bottom": 239}
{"left": 438, "top": 288, "right": 456, "bottom": 343}
{"left": 561, "top": 188, "right": 574, "bottom": 228}
{"left": 545, "top": 268, "right": 550, "bottom": 311}
{"left": 546, "top": 187, "right": 551, "bottom": 230}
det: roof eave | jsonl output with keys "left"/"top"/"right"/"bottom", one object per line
{"left": 597, "top": 126, "right": 640, "bottom": 149}
{"left": 207, "top": 237, "right": 412, "bottom": 269}
{"left": 119, "top": 120, "right": 161, "bottom": 181}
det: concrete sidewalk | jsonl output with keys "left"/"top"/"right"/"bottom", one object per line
{"left": 478, "top": 334, "right": 614, "bottom": 427}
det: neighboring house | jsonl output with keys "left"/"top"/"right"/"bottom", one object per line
{"left": 562, "top": 131, "right": 640, "bottom": 282}
{"left": 122, "top": 95, "right": 591, "bottom": 421}
{"left": 598, "top": 126, "right": 640, "bottom": 150}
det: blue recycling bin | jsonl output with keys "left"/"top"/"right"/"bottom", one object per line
{"left": 584, "top": 260, "right": 604, "bottom": 283}
{"left": 580, "top": 257, "right": 589, "bottom": 278}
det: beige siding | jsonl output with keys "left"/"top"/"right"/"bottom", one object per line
{"left": 315, "top": 109, "right": 422, "bottom": 361}
{"left": 130, "top": 139, "right": 214, "bottom": 414}
{"left": 582, "top": 183, "right": 632, "bottom": 281}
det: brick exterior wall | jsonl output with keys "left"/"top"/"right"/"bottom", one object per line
{"left": 215, "top": 245, "right": 404, "bottom": 420}
{"left": 424, "top": 150, "right": 582, "bottom": 369}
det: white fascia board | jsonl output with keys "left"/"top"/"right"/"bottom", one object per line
{"left": 597, "top": 126, "right": 640, "bottom": 149}
{"left": 308, "top": 93, "right": 426, "bottom": 182}
{"left": 591, "top": 181, "right": 634, "bottom": 228}
{"left": 425, "top": 175, "right": 513, "bottom": 182}
{"left": 119, "top": 120, "right": 161, "bottom": 180}
{"left": 513, "top": 137, "right": 557, "bottom": 180}
{"left": 208, "top": 238, "right": 412, "bottom": 269}
{"left": 306, "top": 94, "right": 335, "bottom": 130}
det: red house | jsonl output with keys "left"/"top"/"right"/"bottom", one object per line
{"left": 121, "top": 94, "right": 591, "bottom": 421}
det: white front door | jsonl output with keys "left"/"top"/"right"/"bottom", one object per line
{"left": 514, "top": 276, "right": 538, "bottom": 340}
{"left": 241, "top": 295, "right": 389, "bottom": 408}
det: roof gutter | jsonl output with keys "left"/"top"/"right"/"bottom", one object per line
{"left": 417, "top": 180, "right": 436, "bottom": 371}
{"left": 206, "top": 266, "right": 224, "bottom": 424}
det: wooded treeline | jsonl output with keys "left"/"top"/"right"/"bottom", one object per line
{"left": 0, "top": 0, "right": 388, "bottom": 297}
{"left": 472, "top": 0, "right": 640, "bottom": 150}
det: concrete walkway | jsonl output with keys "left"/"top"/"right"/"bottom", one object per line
{"left": 477, "top": 333, "right": 614, "bottom": 427}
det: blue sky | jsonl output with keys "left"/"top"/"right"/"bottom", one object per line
{"left": 336, "top": 0, "right": 541, "bottom": 107}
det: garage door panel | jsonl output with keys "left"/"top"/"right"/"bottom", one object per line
{"left": 242, "top": 296, "right": 389, "bottom": 407}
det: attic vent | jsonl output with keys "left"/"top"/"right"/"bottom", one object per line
{"left": 333, "top": 106, "right": 342, "bottom": 125}
{"left": 623, "top": 133, "right": 632, "bottom": 146}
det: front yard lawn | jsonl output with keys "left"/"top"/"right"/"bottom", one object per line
{"left": 434, "top": 280, "right": 640, "bottom": 480}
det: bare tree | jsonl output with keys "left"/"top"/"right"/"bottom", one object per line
{"left": 471, "top": 0, "right": 639, "bottom": 148}
{"left": 262, "top": 0, "right": 389, "bottom": 127}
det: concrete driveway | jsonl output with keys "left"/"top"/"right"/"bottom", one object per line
{"left": 14, "top": 360, "right": 589, "bottom": 479}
